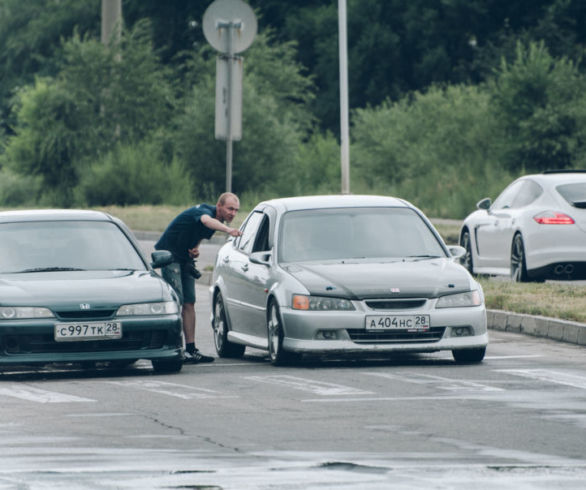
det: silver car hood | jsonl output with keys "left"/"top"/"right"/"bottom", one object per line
{"left": 284, "top": 259, "right": 472, "bottom": 299}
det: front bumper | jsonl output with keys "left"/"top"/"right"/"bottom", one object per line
{"left": 280, "top": 305, "right": 488, "bottom": 355}
{"left": 0, "top": 315, "right": 183, "bottom": 366}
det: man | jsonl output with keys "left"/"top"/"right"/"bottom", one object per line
{"left": 155, "top": 192, "right": 242, "bottom": 363}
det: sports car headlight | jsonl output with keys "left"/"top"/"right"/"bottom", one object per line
{"left": 0, "top": 307, "right": 54, "bottom": 319}
{"left": 116, "top": 301, "right": 179, "bottom": 316}
{"left": 436, "top": 290, "right": 482, "bottom": 308}
{"left": 292, "top": 295, "right": 355, "bottom": 311}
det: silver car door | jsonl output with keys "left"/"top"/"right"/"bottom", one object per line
{"left": 225, "top": 211, "right": 266, "bottom": 336}
{"left": 223, "top": 211, "right": 264, "bottom": 334}
{"left": 238, "top": 214, "right": 273, "bottom": 338}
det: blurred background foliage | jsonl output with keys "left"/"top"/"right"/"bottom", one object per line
{"left": 1, "top": 0, "right": 586, "bottom": 217}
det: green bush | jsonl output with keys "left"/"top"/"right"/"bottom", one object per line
{"left": 81, "top": 142, "right": 192, "bottom": 206}
{"left": 351, "top": 84, "right": 511, "bottom": 217}
{"left": 0, "top": 168, "right": 40, "bottom": 206}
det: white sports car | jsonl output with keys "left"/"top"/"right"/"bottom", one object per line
{"left": 460, "top": 170, "right": 586, "bottom": 282}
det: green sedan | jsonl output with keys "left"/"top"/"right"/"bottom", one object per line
{"left": 0, "top": 209, "right": 183, "bottom": 374}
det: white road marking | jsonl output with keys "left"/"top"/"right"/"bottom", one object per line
{"left": 303, "top": 395, "right": 471, "bottom": 403}
{"left": 0, "top": 384, "right": 95, "bottom": 403}
{"left": 108, "top": 380, "right": 237, "bottom": 400}
{"left": 497, "top": 369, "right": 586, "bottom": 390}
{"left": 485, "top": 355, "right": 542, "bottom": 360}
{"left": 363, "top": 372, "right": 504, "bottom": 392}
{"left": 245, "top": 375, "right": 373, "bottom": 396}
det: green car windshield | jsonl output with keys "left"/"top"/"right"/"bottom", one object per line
{"left": 0, "top": 221, "right": 146, "bottom": 273}
{"left": 279, "top": 207, "right": 447, "bottom": 263}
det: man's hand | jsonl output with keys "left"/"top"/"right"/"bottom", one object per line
{"left": 227, "top": 228, "right": 242, "bottom": 237}
{"left": 188, "top": 247, "right": 200, "bottom": 259}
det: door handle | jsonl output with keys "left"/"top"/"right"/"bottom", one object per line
{"left": 241, "top": 264, "right": 249, "bottom": 272}
{"left": 223, "top": 256, "right": 229, "bottom": 263}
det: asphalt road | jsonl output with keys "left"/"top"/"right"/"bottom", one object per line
{"left": 1, "top": 239, "right": 585, "bottom": 489}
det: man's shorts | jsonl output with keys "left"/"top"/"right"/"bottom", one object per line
{"left": 161, "top": 262, "right": 196, "bottom": 304}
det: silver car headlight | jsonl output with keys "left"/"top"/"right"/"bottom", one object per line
{"left": 116, "top": 301, "right": 179, "bottom": 316}
{"left": 292, "top": 295, "right": 355, "bottom": 311}
{"left": 436, "top": 290, "right": 482, "bottom": 308}
{"left": 0, "top": 307, "right": 54, "bottom": 319}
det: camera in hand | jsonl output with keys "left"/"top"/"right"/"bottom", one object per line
{"left": 187, "top": 260, "right": 202, "bottom": 280}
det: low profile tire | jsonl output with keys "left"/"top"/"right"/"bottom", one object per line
{"left": 151, "top": 357, "right": 183, "bottom": 374}
{"left": 460, "top": 230, "right": 474, "bottom": 274}
{"left": 452, "top": 347, "right": 486, "bottom": 364}
{"left": 213, "top": 293, "right": 245, "bottom": 358}
{"left": 267, "top": 301, "right": 297, "bottom": 366}
{"left": 511, "top": 234, "right": 528, "bottom": 282}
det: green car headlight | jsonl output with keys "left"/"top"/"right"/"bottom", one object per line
{"left": 292, "top": 295, "right": 355, "bottom": 311}
{"left": 116, "top": 301, "right": 179, "bottom": 316}
{"left": 0, "top": 307, "right": 54, "bottom": 319}
{"left": 436, "top": 290, "right": 482, "bottom": 308}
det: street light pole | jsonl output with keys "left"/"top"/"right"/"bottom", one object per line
{"left": 101, "top": 0, "right": 122, "bottom": 45}
{"left": 339, "top": 0, "right": 350, "bottom": 194}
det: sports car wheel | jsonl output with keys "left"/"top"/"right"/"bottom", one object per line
{"left": 267, "top": 301, "right": 296, "bottom": 366}
{"left": 213, "top": 293, "right": 245, "bottom": 358}
{"left": 460, "top": 230, "right": 474, "bottom": 274}
{"left": 511, "top": 233, "right": 528, "bottom": 282}
{"left": 452, "top": 347, "right": 486, "bottom": 364}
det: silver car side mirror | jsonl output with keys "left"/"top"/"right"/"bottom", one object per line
{"left": 250, "top": 251, "right": 272, "bottom": 266}
{"left": 448, "top": 245, "right": 466, "bottom": 261}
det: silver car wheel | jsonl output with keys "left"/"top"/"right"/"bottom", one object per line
{"left": 268, "top": 302, "right": 281, "bottom": 362}
{"left": 213, "top": 298, "right": 226, "bottom": 353}
{"left": 213, "top": 293, "right": 245, "bottom": 358}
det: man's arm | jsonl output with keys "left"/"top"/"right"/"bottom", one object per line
{"left": 201, "top": 214, "right": 242, "bottom": 237}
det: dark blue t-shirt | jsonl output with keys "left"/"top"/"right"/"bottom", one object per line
{"left": 154, "top": 204, "right": 216, "bottom": 262}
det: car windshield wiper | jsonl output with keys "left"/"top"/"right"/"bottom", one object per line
{"left": 405, "top": 255, "right": 442, "bottom": 261}
{"left": 17, "top": 267, "right": 86, "bottom": 273}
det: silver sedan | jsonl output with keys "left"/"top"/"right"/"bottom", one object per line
{"left": 210, "top": 195, "right": 488, "bottom": 365}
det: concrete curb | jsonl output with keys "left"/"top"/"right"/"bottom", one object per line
{"left": 488, "top": 309, "right": 586, "bottom": 346}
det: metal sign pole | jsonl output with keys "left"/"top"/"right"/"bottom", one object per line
{"left": 225, "top": 24, "right": 234, "bottom": 193}
{"left": 203, "top": 0, "right": 257, "bottom": 193}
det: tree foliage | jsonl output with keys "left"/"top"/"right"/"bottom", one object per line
{"left": 489, "top": 41, "right": 586, "bottom": 172}
{"left": 2, "top": 1, "right": 586, "bottom": 215}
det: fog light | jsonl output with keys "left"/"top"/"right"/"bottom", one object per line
{"left": 452, "top": 326, "right": 472, "bottom": 337}
{"left": 316, "top": 330, "right": 339, "bottom": 340}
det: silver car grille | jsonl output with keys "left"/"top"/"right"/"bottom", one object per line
{"left": 365, "top": 299, "right": 427, "bottom": 310}
{"left": 347, "top": 327, "right": 445, "bottom": 344}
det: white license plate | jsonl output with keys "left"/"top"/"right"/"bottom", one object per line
{"left": 54, "top": 322, "right": 122, "bottom": 341}
{"left": 366, "top": 314, "right": 430, "bottom": 331}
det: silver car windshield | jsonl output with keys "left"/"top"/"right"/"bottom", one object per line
{"left": 0, "top": 221, "right": 147, "bottom": 273}
{"left": 279, "top": 207, "right": 446, "bottom": 262}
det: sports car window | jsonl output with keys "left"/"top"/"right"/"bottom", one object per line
{"left": 0, "top": 221, "right": 146, "bottom": 273}
{"left": 511, "top": 180, "right": 542, "bottom": 207}
{"left": 238, "top": 211, "right": 264, "bottom": 254}
{"left": 279, "top": 207, "right": 446, "bottom": 262}
{"left": 492, "top": 180, "right": 524, "bottom": 210}
{"left": 557, "top": 182, "right": 586, "bottom": 207}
